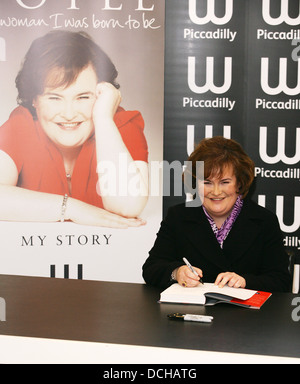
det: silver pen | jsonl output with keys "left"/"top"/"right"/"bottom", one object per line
{"left": 183, "top": 257, "right": 203, "bottom": 284}
{"left": 168, "top": 313, "right": 213, "bottom": 323}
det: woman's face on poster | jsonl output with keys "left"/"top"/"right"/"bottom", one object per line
{"left": 33, "top": 65, "right": 98, "bottom": 150}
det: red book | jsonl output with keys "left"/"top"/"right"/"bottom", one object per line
{"left": 230, "top": 291, "right": 272, "bottom": 309}
{"left": 160, "top": 283, "right": 272, "bottom": 309}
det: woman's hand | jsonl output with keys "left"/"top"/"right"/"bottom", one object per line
{"left": 215, "top": 272, "right": 246, "bottom": 288}
{"left": 66, "top": 196, "right": 146, "bottom": 228}
{"left": 92, "top": 81, "right": 148, "bottom": 218}
{"left": 176, "top": 265, "right": 203, "bottom": 287}
{"left": 93, "top": 82, "right": 121, "bottom": 124}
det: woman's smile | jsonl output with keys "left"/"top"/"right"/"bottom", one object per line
{"left": 34, "top": 65, "right": 98, "bottom": 150}
{"left": 56, "top": 121, "right": 83, "bottom": 130}
{"left": 199, "top": 164, "right": 240, "bottom": 226}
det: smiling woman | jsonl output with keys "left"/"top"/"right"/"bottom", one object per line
{"left": 142, "top": 137, "right": 292, "bottom": 293}
{"left": 201, "top": 165, "right": 240, "bottom": 229}
{"left": 0, "top": 31, "right": 148, "bottom": 228}
{"left": 34, "top": 65, "right": 98, "bottom": 151}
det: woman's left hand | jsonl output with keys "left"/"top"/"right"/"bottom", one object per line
{"left": 93, "top": 82, "right": 121, "bottom": 123}
{"left": 215, "top": 272, "right": 246, "bottom": 288}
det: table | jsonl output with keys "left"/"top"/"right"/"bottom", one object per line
{"left": 0, "top": 274, "right": 299, "bottom": 363}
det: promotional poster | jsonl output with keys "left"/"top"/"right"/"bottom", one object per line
{"left": 0, "top": 0, "right": 165, "bottom": 282}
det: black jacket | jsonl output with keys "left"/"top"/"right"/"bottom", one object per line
{"left": 142, "top": 199, "right": 292, "bottom": 292}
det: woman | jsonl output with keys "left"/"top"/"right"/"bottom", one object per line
{"left": 0, "top": 31, "right": 148, "bottom": 228}
{"left": 142, "top": 136, "right": 291, "bottom": 292}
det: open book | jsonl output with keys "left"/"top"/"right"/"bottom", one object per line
{"left": 160, "top": 283, "right": 271, "bottom": 309}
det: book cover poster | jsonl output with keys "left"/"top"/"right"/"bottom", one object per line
{"left": 0, "top": 0, "right": 165, "bottom": 283}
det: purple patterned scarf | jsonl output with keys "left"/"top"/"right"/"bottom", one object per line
{"left": 202, "top": 195, "right": 243, "bottom": 248}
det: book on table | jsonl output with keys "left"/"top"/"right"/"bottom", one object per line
{"left": 159, "top": 283, "right": 271, "bottom": 309}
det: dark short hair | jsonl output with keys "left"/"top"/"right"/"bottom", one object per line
{"left": 15, "top": 30, "right": 119, "bottom": 118}
{"left": 184, "top": 136, "right": 255, "bottom": 198}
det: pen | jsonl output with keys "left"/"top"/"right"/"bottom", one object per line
{"left": 183, "top": 257, "right": 203, "bottom": 284}
{"left": 168, "top": 313, "right": 213, "bottom": 323}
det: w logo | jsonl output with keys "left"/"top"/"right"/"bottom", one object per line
{"left": 261, "top": 58, "right": 300, "bottom": 95}
{"left": 188, "top": 56, "right": 232, "bottom": 94}
{"left": 258, "top": 195, "right": 300, "bottom": 233}
{"left": 259, "top": 126, "right": 300, "bottom": 165}
{"left": 189, "top": 0, "right": 233, "bottom": 25}
{"left": 262, "top": 0, "right": 300, "bottom": 26}
{"left": 50, "top": 264, "right": 83, "bottom": 279}
{"left": 187, "top": 125, "right": 231, "bottom": 155}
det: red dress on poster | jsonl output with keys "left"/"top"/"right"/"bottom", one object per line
{"left": 0, "top": 106, "right": 148, "bottom": 208}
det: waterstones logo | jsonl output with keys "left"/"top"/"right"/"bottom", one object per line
{"left": 262, "top": 0, "right": 300, "bottom": 26}
{"left": 186, "top": 125, "right": 231, "bottom": 156}
{"left": 189, "top": 0, "right": 233, "bottom": 25}
{"left": 188, "top": 56, "right": 232, "bottom": 94}
{"left": 187, "top": 56, "right": 235, "bottom": 111}
{"left": 258, "top": 195, "right": 300, "bottom": 233}
{"left": 186, "top": 0, "right": 236, "bottom": 43}
{"left": 260, "top": 57, "right": 300, "bottom": 96}
{"left": 259, "top": 127, "right": 300, "bottom": 165}
{"left": 50, "top": 264, "right": 83, "bottom": 279}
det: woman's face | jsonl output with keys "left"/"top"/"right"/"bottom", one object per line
{"left": 199, "top": 164, "right": 240, "bottom": 223}
{"left": 34, "top": 65, "right": 97, "bottom": 150}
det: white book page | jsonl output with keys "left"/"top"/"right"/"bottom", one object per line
{"left": 160, "top": 283, "right": 256, "bottom": 304}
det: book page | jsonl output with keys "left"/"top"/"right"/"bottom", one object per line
{"left": 200, "top": 283, "right": 256, "bottom": 300}
{"left": 160, "top": 283, "right": 256, "bottom": 304}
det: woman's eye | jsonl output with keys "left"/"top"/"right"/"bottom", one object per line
{"left": 78, "top": 94, "right": 95, "bottom": 100}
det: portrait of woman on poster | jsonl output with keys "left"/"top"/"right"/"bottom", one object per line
{"left": 142, "top": 137, "right": 291, "bottom": 293}
{"left": 0, "top": 30, "right": 148, "bottom": 228}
